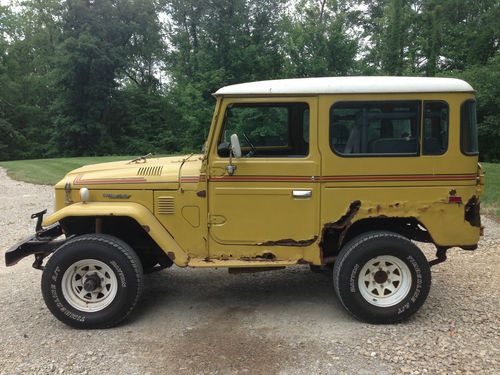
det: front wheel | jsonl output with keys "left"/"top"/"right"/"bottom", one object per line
{"left": 333, "top": 231, "right": 431, "bottom": 324}
{"left": 41, "top": 234, "right": 143, "bottom": 329}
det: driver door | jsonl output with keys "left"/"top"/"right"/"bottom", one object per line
{"left": 208, "top": 97, "right": 320, "bottom": 257}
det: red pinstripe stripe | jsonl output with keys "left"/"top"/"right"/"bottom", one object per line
{"left": 74, "top": 175, "right": 207, "bottom": 185}
{"left": 209, "top": 174, "right": 476, "bottom": 182}
{"left": 210, "top": 176, "right": 311, "bottom": 182}
{"left": 73, "top": 173, "right": 476, "bottom": 185}
{"left": 74, "top": 175, "right": 147, "bottom": 185}
{"left": 321, "top": 174, "right": 475, "bottom": 181}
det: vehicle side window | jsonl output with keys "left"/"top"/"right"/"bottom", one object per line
{"left": 460, "top": 100, "right": 479, "bottom": 155}
{"left": 303, "top": 108, "right": 310, "bottom": 144}
{"left": 218, "top": 103, "right": 309, "bottom": 157}
{"left": 330, "top": 101, "right": 420, "bottom": 156}
{"left": 423, "top": 101, "right": 449, "bottom": 155}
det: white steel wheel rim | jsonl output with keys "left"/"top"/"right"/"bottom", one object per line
{"left": 358, "top": 255, "right": 412, "bottom": 307}
{"left": 61, "top": 259, "right": 118, "bottom": 312}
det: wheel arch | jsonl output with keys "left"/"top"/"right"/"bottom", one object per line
{"left": 60, "top": 216, "right": 173, "bottom": 270}
{"left": 42, "top": 202, "right": 189, "bottom": 266}
{"left": 322, "top": 216, "right": 433, "bottom": 262}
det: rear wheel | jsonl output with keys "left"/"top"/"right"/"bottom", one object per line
{"left": 41, "top": 234, "right": 143, "bottom": 329}
{"left": 333, "top": 231, "right": 431, "bottom": 323}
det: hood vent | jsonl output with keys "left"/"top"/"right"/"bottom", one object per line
{"left": 157, "top": 196, "right": 175, "bottom": 215}
{"left": 137, "top": 166, "right": 163, "bottom": 176}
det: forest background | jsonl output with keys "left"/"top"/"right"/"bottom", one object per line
{"left": 0, "top": 0, "right": 498, "bottom": 161}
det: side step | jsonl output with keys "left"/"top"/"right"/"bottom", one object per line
{"left": 188, "top": 258, "right": 298, "bottom": 268}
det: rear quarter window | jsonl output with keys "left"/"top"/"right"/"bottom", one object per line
{"left": 460, "top": 100, "right": 479, "bottom": 155}
{"left": 423, "top": 101, "right": 449, "bottom": 155}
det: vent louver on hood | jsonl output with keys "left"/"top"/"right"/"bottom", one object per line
{"left": 157, "top": 196, "right": 175, "bottom": 215}
{"left": 137, "top": 166, "right": 163, "bottom": 176}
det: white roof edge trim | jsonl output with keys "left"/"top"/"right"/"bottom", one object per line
{"left": 214, "top": 76, "right": 474, "bottom": 95}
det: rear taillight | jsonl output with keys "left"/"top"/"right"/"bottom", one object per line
{"left": 448, "top": 196, "right": 463, "bottom": 204}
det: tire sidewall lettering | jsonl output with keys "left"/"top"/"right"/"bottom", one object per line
{"left": 407, "top": 255, "right": 423, "bottom": 303}
{"left": 51, "top": 266, "right": 60, "bottom": 282}
{"left": 110, "top": 260, "right": 127, "bottom": 288}
{"left": 350, "top": 264, "right": 360, "bottom": 292}
{"left": 50, "top": 275, "right": 86, "bottom": 322}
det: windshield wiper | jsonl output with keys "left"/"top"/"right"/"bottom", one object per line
{"left": 128, "top": 153, "right": 153, "bottom": 164}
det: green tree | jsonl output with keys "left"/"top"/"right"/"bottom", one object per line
{"left": 282, "top": 0, "right": 359, "bottom": 77}
{"left": 0, "top": 0, "right": 498, "bottom": 161}
{"left": 0, "top": 1, "right": 62, "bottom": 159}
{"left": 382, "top": 0, "right": 407, "bottom": 75}
{"left": 51, "top": 0, "right": 164, "bottom": 156}
{"left": 164, "top": 0, "right": 288, "bottom": 150}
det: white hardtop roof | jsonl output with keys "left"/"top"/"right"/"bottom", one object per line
{"left": 214, "top": 76, "right": 474, "bottom": 96}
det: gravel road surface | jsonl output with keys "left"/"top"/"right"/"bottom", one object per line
{"left": 0, "top": 167, "right": 499, "bottom": 375}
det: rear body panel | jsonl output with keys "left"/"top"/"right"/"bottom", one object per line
{"left": 318, "top": 92, "right": 481, "bottom": 248}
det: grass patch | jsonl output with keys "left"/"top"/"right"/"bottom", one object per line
{"left": 0, "top": 156, "right": 134, "bottom": 185}
{"left": 481, "top": 163, "right": 500, "bottom": 218}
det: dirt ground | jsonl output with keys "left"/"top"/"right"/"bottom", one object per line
{"left": 0, "top": 167, "right": 499, "bottom": 375}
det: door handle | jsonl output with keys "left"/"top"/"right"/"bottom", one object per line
{"left": 292, "top": 190, "right": 312, "bottom": 198}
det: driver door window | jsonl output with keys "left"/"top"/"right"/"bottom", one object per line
{"left": 208, "top": 99, "right": 318, "bottom": 251}
{"left": 218, "top": 103, "right": 309, "bottom": 158}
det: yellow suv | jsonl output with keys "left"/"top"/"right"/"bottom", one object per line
{"left": 5, "top": 77, "right": 484, "bottom": 328}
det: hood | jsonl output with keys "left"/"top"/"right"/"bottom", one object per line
{"left": 56, "top": 154, "right": 204, "bottom": 190}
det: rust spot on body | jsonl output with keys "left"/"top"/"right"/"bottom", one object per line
{"left": 240, "top": 252, "right": 277, "bottom": 262}
{"left": 297, "top": 258, "right": 312, "bottom": 265}
{"left": 418, "top": 205, "right": 429, "bottom": 213}
{"left": 320, "top": 200, "right": 361, "bottom": 262}
{"left": 465, "top": 196, "right": 481, "bottom": 227}
{"left": 258, "top": 236, "right": 318, "bottom": 247}
{"left": 325, "top": 200, "right": 361, "bottom": 230}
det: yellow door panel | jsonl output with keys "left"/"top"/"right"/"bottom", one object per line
{"left": 209, "top": 184, "right": 318, "bottom": 244}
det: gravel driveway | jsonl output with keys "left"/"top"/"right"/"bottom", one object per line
{"left": 0, "top": 167, "right": 499, "bottom": 375}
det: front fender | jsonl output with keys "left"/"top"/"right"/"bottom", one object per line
{"left": 43, "top": 202, "right": 189, "bottom": 266}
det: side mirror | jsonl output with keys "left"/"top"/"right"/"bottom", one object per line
{"left": 230, "top": 134, "right": 242, "bottom": 158}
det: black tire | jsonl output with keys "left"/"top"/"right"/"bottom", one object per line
{"left": 333, "top": 231, "right": 431, "bottom": 324}
{"left": 41, "top": 234, "right": 143, "bottom": 329}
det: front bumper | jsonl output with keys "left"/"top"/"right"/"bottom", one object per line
{"left": 5, "top": 224, "right": 65, "bottom": 267}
